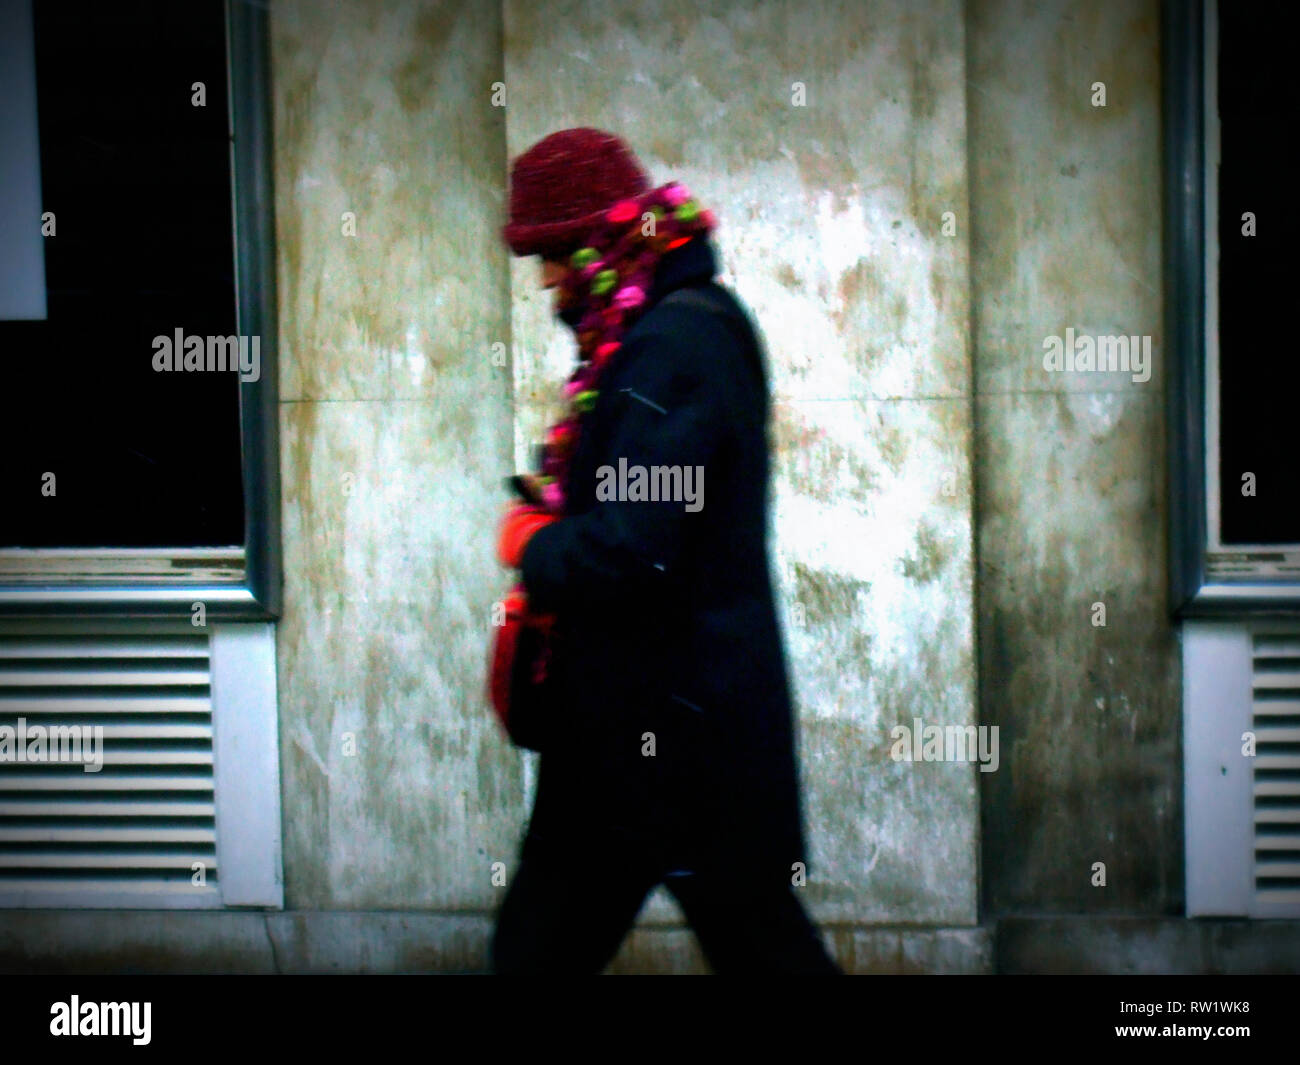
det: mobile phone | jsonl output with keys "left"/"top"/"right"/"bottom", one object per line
{"left": 506, "top": 475, "right": 545, "bottom": 506}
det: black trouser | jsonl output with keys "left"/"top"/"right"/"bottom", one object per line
{"left": 490, "top": 854, "right": 842, "bottom": 974}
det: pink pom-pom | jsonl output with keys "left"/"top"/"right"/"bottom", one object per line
{"left": 612, "top": 285, "right": 645, "bottom": 310}
{"left": 662, "top": 183, "right": 690, "bottom": 206}
{"left": 541, "top": 482, "right": 564, "bottom": 511}
{"left": 606, "top": 199, "right": 638, "bottom": 224}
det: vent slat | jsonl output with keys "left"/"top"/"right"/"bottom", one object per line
{"left": 1253, "top": 636, "right": 1300, "bottom": 657}
{"left": 1252, "top": 673, "right": 1300, "bottom": 690}
{"left": 1254, "top": 862, "right": 1300, "bottom": 878}
{"left": 1255, "top": 808, "right": 1300, "bottom": 824}
{"left": 0, "top": 879, "right": 220, "bottom": 898}
{"left": 0, "top": 753, "right": 212, "bottom": 769}
{"left": 1254, "top": 836, "right": 1300, "bottom": 850}
{"left": 98, "top": 751, "right": 213, "bottom": 766}
{"left": 0, "top": 827, "right": 215, "bottom": 843}
{"left": 1253, "top": 780, "right": 1300, "bottom": 797}
{"left": 0, "top": 639, "right": 208, "bottom": 659}
{"left": 0, "top": 695, "right": 209, "bottom": 714}
{"left": 1254, "top": 727, "right": 1300, "bottom": 743}
{"left": 0, "top": 667, "right": 210, "bottom": 687}
{"left": 0, "top": 853, "right": 215, "bottom": 868}
{"left": 40, "top": 751, "right": 214, "bottom": 767}
{"left": 0, "top": 853, "right": 217, "bottom": 870}
{"left": 1253, "top": 698, "right": 1300, "bottom": 716}
{"left": 1253, "top": 755, "right": 1300, "bottom": 770}
{"left": 0, "top": 724, "right": 211, "bottom": 740}
{"left": 0, "top": 799, "right": 215, "bottom": 817}
{"left": 1256, "top": 887, "right": 1300, "bottom": 905}
{"left": 0, "top": 774, "right": 212, "bottom": 791}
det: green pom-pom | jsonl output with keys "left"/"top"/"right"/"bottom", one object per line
{"left": 575, "top": 389, "right": 599, "bottom": 413}
{"left": 591, "top": 269, "right": 618, "bottom": 296}
{"left": 570, "top": 246, "right": 599, "bottom": 269}
{"left": 674, "top": 201, "right": 698, "bottom": 222}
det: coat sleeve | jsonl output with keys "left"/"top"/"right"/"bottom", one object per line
{"left": 518, "top": 319, "right": 729, "bottom": 615}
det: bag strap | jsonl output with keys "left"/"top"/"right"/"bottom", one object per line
{"left": 659, "top": 284, "right": 737, "bottom": 327}
{"left": 659, "top": 285, "right": 755, "bottom": 362}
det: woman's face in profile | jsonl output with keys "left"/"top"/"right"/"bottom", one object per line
{"left": 539, "top": 255, "right": 572, "bottom": 311}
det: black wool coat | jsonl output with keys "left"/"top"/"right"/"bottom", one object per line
{"left": 518, "top": 236, "right": 808, "bottom": 883}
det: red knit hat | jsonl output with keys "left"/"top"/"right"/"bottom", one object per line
{"left": 502, "top": 127, "right": 651, "bottom": 258}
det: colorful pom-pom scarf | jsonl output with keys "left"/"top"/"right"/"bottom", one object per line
{"left": 517, "top": 181, "right": 717, "bottom": 516}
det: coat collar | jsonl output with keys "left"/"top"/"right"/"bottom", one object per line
{"left": 643, "top": 235, "right": 718, "bottom": 309}
{"left": 556, "top": 236, "right": 718, "bottom": 330}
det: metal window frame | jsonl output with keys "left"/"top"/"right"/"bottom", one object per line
{"left": 1183, "top": 618, "right": 1253, "bottom": 916}
{"left": 1164, "top": 0, "right": 1300, "bottom": 616}
{"left": 209, "top": 621, "right": 283, "bottom": 908}
{"left": 0, "top": 0, "right": 281, "bottom": 622}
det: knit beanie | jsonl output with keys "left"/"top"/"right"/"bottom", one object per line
{"left": 502, "top": 128, "right": 651, "bottom": 258}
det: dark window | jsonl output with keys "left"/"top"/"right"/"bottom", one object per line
{"left": 0, "top": 0, "right": 244, "bottom": 548}
{"left": 1216, "top": 1, "right": 1300, "bottom": 545}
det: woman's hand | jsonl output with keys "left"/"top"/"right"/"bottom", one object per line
{"left": 496, "top": 504, "right": 558, "bottom": 569}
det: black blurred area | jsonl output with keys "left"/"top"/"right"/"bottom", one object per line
{"left": 0, "top": 0, "right": 244, "bottom": 547}
{"left": 1217, "top": 1, "right": 1300, "bottom": 545}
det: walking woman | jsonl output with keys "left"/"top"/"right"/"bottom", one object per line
{"left": 492, "top": 128, "right": 840, "bottom": 975}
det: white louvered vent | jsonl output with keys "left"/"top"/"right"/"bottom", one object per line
{"left": 0, "top": 630, "right": 221, "bottom": 907}
{"left": 1252, "top": 631, "right": 1300, "bottom": 912}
